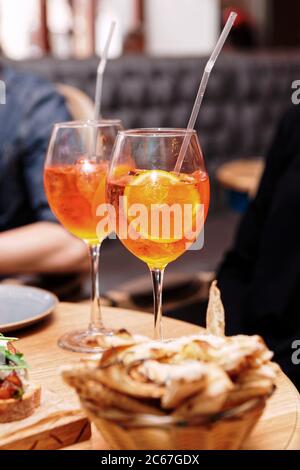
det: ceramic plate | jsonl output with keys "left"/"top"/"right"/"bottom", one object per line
{"left": 0, "top": 285, "right": 58, "bottom": 332}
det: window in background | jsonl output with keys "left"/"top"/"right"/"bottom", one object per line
{"left": 144, "top": 0, "right": 220, "bottom": 56}
{"left": 95, "top": 0, "right": 137, "bottom": 58}
{"left": 0, "top": 0, "right": 43, "bottom": 59}
{"left": 72, "top": 0, "right": 96, "bottom": 58}
{"left": 47, "top": 0, "right": 73, "bottom": 58}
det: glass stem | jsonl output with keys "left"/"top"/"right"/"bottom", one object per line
{"left": 150, "top": 268, "right": 165, "bottom": 340}
{"left": 88, "top": 244, "right": 104, "bottom": 332}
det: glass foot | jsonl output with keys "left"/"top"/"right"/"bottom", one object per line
{"left": 57, "top": 328, "right": 117, "bottom": 353}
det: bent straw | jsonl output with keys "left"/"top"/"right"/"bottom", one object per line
{"left": 94, "top": 20, "right": 116, "bottom": 121}
{"left": 174, "top": 12, "right": 237, "bottom": 174}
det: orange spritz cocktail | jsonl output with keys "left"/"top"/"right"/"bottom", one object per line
{"left": 108, "top": 168, "right": 210, "bottom": 269}
{"left": 107, "top": 128, "right": 209, "bottom": 339}
{"left": 44, "top": 119, "right": 123, "bottom": 353}
{"left": 44, "top": 159, "right": 108, "bottom": 245}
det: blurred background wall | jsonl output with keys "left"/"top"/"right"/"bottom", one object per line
{"left": 1, "top": 0, "right": 300, "bottom": 60}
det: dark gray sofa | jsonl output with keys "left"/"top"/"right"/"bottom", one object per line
{"left": 9, "top": 52, "right": 300, "bottom": 207}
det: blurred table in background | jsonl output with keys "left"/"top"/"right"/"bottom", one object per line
{"left": 216, "top": 158, "right": 265, "bottom": 212}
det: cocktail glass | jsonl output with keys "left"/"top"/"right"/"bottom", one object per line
{"left": 107, "top": 128, "right": 210, "bottom": 339}
{"left": 44, "top": 119, "right": 122, "bottom": 352}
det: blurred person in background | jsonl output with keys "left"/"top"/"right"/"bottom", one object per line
{"left": 217, "top": 106, "right": 300, "bottom": 390}
{"left": 223, "top": 7, "right": 257, "bottom": 49}
{"left": 0, "top": 62, "right": 89, "bottom": 293}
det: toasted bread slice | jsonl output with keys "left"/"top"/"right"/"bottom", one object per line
{"left": 0, "top": 383, "right": 41, "bottom": 423}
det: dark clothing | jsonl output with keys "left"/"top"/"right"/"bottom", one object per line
{"left": 217, "top": 106, "right": 300, "bottom": 389}
{"left": 0, "top": 65, "right": 70, "bottom": 231}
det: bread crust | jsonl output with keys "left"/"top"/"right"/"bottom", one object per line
{"left": 0, "top": 383, "right": 41, "bottom": 423}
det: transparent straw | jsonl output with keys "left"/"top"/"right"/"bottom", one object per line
{"left": 94, "top": 20, "right": 116, "bottom": 120}
{"left": 174, "top": 12, "right": 237, "bottom": 173}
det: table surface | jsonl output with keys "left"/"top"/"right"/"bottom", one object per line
{"left": 15, "top": 302, "right": 300, "bottom": 450}
{"left": 215, "top": 158, "right": 265, "bottom": 197}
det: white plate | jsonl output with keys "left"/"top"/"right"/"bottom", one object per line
{"left": 0, "top": 285, "right": 58, "bottom": 332}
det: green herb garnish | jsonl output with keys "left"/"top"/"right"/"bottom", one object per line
{"left": 0, "top": 346, "right": 28, "bottom": 370}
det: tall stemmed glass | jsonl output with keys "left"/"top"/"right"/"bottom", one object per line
{"left": 44, "top": 119, "right": 122, "bottom": 352}
{"left": 107, "top": 129, "right": 210, "bottom": 339}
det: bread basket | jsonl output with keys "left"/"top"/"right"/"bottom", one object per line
{"left": 62, "top": 283, "right": 278, "bottom": 450}
{"left": 81, "top": 395, "right": 268, "bottom": 450}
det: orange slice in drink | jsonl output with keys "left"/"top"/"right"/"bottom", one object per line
{"left": 123, "top": 170, "right": 201, "bottom": 243}
{"left": 112, "top": 163, "right": 135, "bottom": 179}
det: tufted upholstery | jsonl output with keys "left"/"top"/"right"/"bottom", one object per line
{"left": 9, "top": 53, "right": 300, "bottom": 207}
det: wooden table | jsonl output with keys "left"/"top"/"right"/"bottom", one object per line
{"left": 216, "top": 158, "right": 265, "bottom": 198}
{"left": 16, "top": 303, "right": 300, "bottom": 450}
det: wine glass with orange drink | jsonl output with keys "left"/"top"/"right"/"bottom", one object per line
{"left": 107, "top": 128, "right": 210, "bottom": 339}
{"left": 44, "top": 119, "right": 122, "bottom": 352}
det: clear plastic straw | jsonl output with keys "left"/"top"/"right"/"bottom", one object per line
{"left": 94, "top": 20, "right": 116, "bottom": 120}
{"left": 174, "top": 12, "right": 237, "bottom": 173}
